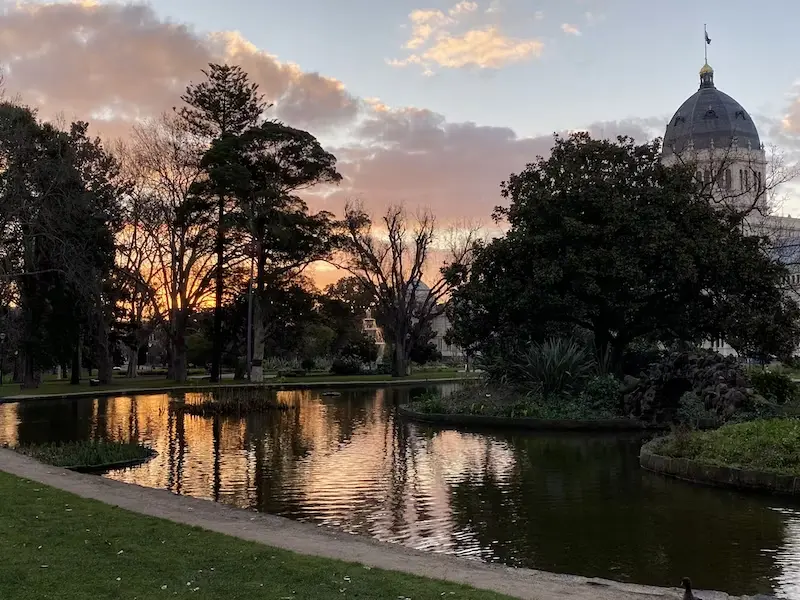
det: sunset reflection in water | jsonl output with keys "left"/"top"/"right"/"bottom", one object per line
{"left": 1, "top": 385, "right": 799, "bottom": 597}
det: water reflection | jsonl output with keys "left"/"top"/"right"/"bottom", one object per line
{"left": 1, "top": 386, "right": 799, "bottom": 597}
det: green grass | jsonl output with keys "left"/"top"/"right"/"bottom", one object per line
{"left": 652, "top": 418, "right": 800, "bottom": 477}
{"left": 174, "top": 390, "right": 294, "bottom": 417}
{"left": 0, "top": 471, "right": 511, "bottom": 600}
{"left": 14, "top": 441, "right": 154, "bottom": 470}
{"left": 0, "top": 370, "right": 475, "bottom": 399}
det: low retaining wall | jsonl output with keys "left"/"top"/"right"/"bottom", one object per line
{"left": 640, "top": 440, "right": 800, "bottom": 497}
{"left": 398, "top": 405, "right": 659, "bottom": 431}
{"left": 69, "top": 450, "right": 158, "bottom": 474}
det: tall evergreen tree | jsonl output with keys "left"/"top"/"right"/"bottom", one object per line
{"left": 176, "top": 63, "right": 268, "bottom": 382}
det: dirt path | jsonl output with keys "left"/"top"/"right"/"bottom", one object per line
{"left": 0, "top": 449, "right": 756, "bottom": 600}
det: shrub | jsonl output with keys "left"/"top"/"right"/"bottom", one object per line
{"left": 750, "top": 369, "right": 797, "bottom": 405}
{"left": 300, "top": 358, "right": 316, "bottom": 371}
{"left": 580, "top": 375, "right": 621, "bottom": 415}
{"left": 513, "top": 337, "right": 595, "bottom": 394}
{"left": 330, "top": 357, "right": 362, "bottom": 376}
{"left": 676, "top": 391, "right": 710, "bottom": 428}
{"left": 413, "top": 390, "right": 447, "bottom": 414}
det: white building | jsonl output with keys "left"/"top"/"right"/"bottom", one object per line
{"left": 661, "top": 60, "right": 800, "bottom": 357}
{"left": 361, "top": 280, "right": 466, "bottom": 362}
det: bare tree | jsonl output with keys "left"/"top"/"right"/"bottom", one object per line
{"left": 339, "top": 202, "right": 480, "bottom": 376}
{"left": 118, "top": 113, "right": 215, "bottom": 382}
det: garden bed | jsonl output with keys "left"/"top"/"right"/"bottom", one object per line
{"left": 640, "top": 419, "right": 800, "bottom": 496}
{"left": 398, "top": 405, "right": 657, "bottom": 431}
{"left": 13, "top": 440, "right": 156, "bottom": 472}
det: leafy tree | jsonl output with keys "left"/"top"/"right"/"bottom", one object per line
{"left": 177, "top": 63, "right": 269, "bottom": 382}
{"left": 448, "top": 133, "right": 795, "bottom": 369}
{"left": 198, "top": 121, "right": 341, "bottom": 381}
{"left": 0, "top": 103, "right": 123, "bottom": 387}
{"left": 319, "top": 277, "right": 374, "bottom": 354}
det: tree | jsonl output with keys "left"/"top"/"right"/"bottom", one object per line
{"left": 198, "top": 121, "right": 341, "bottom": 381}
{"left": 0, "top": 102, "right": 123, "bottom": 387}
{"left": 448, "top": 132, "right": 796, "bottom": 369}
{"left": 319, "top": 277, "right": 374, "bottom": 355}
{"left": 119, "top": 114, "right": 216, "bottom": 382}
{"left": 340, "top": 203, "right": 478, "bottom": 377}
{"left": 177, "top": 63, "right": 269, "bottom": 383}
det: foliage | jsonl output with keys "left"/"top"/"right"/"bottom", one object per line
{"left": 340, "top": 334, "right": 379, "bottom": 364}
{"left": 0, "top": 472, "right": 512, "bottom": 600}
{"left": 411, "top": 381, "right": 623, "bottom": 420}
{"left": 330, "top": 356, "right": 363, "bottom": 376}
{"left": 749, "top": 369, "right": 798, "bottom": 405}
{"left": 652, "top": 418, "right": 800, "bottom": 477}
{"left": 15, "top": 440, "right": 153, "bottom": 469}
{"left": 476, "top": 336, "right": 597, "bottom": 396}
{"left": 0, "top": 102, "right": 124, "bottom": 386}
{"left": 579, "top": 375, "right": 622, "bottom": 415}
{"left": 448, "top": 132, "right": 795, "bottom": 371}
{"left": 174, "top": 390, "right": 293, "bottom": 417}
{"left": 675, "top": 391, "right": 711, "bottom": 428}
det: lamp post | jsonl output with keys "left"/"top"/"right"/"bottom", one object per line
{"left": 0, "top": 332, "right": 6, "bottom": 386}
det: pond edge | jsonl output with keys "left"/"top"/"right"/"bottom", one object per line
{"left": 0, "top": 377, "right": 476, "bottom": 404}
{"left": 639, "top": 438, "right": 800, "bottom": 497}
{"left": 397, "top": 404, "right": 663, "bottom": 431}
{"left": 63, "top": 449, "right": 158, "bottom": 474}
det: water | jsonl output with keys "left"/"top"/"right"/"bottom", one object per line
{"left": 1, "top": 384, "right": 799, "bottom": 598}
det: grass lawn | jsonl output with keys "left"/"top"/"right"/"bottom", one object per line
{"left": 0, "top": 471, "right": 511, "bottom": 600}
{"left": 0, "top": 370, "right": 475, "bottom": 399}
{"left": 651, "top": 418, "right": 800, "bottom": 477}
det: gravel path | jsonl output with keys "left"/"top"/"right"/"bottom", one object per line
{"left": 0, "top": 448, "right": 763, "bottom": 600}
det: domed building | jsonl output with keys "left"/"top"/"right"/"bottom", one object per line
{"left": 661, "top": 61, "right": 767, "bottom": 214}
{"left": 661, "top": 58, "right": 800, "bottom": 357}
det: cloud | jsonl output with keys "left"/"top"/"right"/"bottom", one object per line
{"left": 390, "top": 1, "right": 543, "bottom": 73}
{"left": 561, "top": 23, "right": 581, "bottom": 36}
{"left": 325, "top": 104, "right": 661, "bottom": 222}
{"left": 0, "top": 2, "right": 359, "bottom": 134}
{"left": 0, "top": 1, "right": 669, "bottom": 226}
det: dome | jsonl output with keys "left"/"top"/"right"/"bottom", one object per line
{"left": 662, "top": 63, "right": 761, "bottom": 156}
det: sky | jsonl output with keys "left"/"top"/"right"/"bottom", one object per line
{"left": 3, "top": 0, "right": 800, "bottom": 227}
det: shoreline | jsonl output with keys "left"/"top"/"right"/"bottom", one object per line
{"left": 0, "top": 448, "right": 765, "bottom": 600}
{"left": 0, "top": 376, "right": 476, "bottom": 404}
{"left": 397, "top": 404, "right": 666, "bottom": 431}
{"left": 640, "top": 439, "right": 800, "bottom": 497}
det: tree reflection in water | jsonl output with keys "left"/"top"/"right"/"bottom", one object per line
{"left": 3, "top": 386, "right": 799, "bottom": 597}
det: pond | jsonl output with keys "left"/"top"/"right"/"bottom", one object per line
{"left": 1, "top": 384, "right": 799, "bottom": 598}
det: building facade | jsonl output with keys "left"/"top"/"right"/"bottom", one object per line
{"left": 662, "top": 61, "right": 800, "bottom": 357}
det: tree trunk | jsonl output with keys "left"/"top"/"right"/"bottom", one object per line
{"left": 171, "top": 308, "right": 189, "bottom": 383}
{"left": 94, "top": 314, "right": 113, "bottom": 385}
{"left": 250, "top": 294, "right": 265, "bottom": 382}
{"left": 71, "top": 335, "right": 81, "bottom": 384}
{"left": 391, "top": 341, "right": 409, "bottom": 378}
{"left": 21, "top": 353, "right": 38, "bottom": 389}
{"left": 210, "top": 196, "right": 224, "bottom": 383}
{"left": 126, "top": 346, "right": 139, "bottom": 378}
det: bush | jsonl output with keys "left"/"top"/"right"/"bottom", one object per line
{"left": 580, "top": 375, "right": 621, "bottom": 416}
{"left": 330, "top": 357, "right": 363, "bottom": 376}
{"left": 300, "top": 358, "right": 316, "bottom": 371}
{"left": 750, "top": 369, "right": 797, "bottom": 405}
{"left": 675, "top": 391, "right": 711, "bottom": 428}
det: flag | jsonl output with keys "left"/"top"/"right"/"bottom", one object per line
{"left": 705, "top": 30, "right": 711, "bottom": 44}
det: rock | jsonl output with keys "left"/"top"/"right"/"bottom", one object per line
{"left": 624, "top": 349, "right": 764, "bottom": 424}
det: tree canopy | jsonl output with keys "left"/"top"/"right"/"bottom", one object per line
{"left": 448, "top": 132, "right": 799, "bottom": 367}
